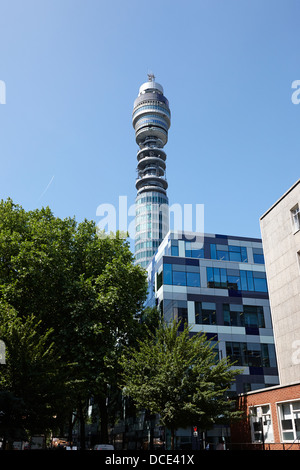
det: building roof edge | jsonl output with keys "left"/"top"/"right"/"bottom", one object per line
{"left": 260, "top": 179, "right": 300, "bottom": 221}
{"left": 238, "top": 380, "right": 300, "bottom": 397}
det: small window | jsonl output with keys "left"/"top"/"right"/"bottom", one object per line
{"left": 291, "top": 204, "right": 300, "bottom": 233}
{"left": 253, "top": 248, "right": 265, "bottom": 264}
{"left": 249, "top": 405, "right": 274, "bottom": 443}
{"left": 195, "top": 302, "right": 216, "bottom": 325}
{"left": 171, "top": 245, "right": 179, "bottom": 256}
{"left": 186, "top": 272, "right": 200, "bottom": 287}
{"left": 279, "top": 401, "right": 300, "bottom": 442}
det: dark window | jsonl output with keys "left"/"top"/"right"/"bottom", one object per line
{"left": 195, "top": 302, "right": 216, "bottom": 325}
{"left": 243, "top": 305, "right": 265, "bottom": 328}
{"left": 253, "top": 248, "right": 264, "bottom": 264}
{"left": 223, "top": 304, "right": 244, "bottom": 327}
{"left": 164, "top": 299, "right": 188, "bottom": 324}
{"left": 156, "top": 271, "right": 163, "bottom": 290}
{"left": 226, "top": 341, "right": 273, "bottom": 367}
{"left": 223, "top": 304, "right": 265, "bottom": 328}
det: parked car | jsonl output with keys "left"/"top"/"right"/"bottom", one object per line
{"left": 93, "top": 444, "right": 114, "bottom": 450}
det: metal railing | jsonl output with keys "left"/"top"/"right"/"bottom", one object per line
{"left": 226, "top": 442, "right": 300, "bottom": 451}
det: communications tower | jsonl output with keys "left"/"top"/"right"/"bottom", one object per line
{"left": 132, "top": 74, "right": 171, "bottom": 268}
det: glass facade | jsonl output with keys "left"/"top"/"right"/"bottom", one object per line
{"left": 162, "top": 263, "right": 267, "bottom": 294}
{"left": 135, "top": 191, "right": 169, "bottom": 268}
{"left": 163, "top": 263, "right": 200, "bottom": 287}
{"left": 147, "top": 231, "right": 279, "bottom": 396}
{"left": 223, "top": 304, "right": 265, "bottom": 328}
{"left": 225, "top": 342, "right": 277, "bottom": 368}
{"left": 144, "top": 230, "right": 280, "bottom": 450}
{"left": 207, "top": 267, "right": 268, "bottom": 292}
{"left": 210, "top": 243, "right": 248, "bottom": 262}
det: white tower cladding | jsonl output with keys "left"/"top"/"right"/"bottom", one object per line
{"left": 133, "top": 75, "right": 171, "bottom": 268}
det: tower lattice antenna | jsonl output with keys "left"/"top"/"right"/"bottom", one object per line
{"left": 147, "top": 72, "right": 155, "bottom": 82}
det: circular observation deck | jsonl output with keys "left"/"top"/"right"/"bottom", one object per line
{"left": 137, "top": 156, "right": 166, "bottom": 172}
{"left": 135, "top": 174, "right": 168, "bottom": 193}
{"left": 137, "top": 147, "right": 166, "bottom": 162}
{"left": 132, "top": 78, "right": 171, "bottom": 149}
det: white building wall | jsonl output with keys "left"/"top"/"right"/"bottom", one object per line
{"left": 260, "top": 179, "right": 300, "bottom": 385}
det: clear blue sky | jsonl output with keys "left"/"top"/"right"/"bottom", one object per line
{"left": 0, "top": 0, "right": 299, "bottom": 247}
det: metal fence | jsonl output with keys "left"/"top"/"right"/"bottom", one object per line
{"left": 226, "top": 442, "right": 300, "bottom": 451}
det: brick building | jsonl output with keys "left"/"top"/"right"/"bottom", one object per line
{"left": 231, "top": 382, "right": 300, "bottom": 450}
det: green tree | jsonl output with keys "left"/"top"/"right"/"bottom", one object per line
{"left": 120, "top": 320, "right": 243, "bottom": 449}
{"left": 0, "top": 302, "right": 59, "bottom": 445}
{"left": 0, "top": 199, "right": 148, "bottom": 447}
{"left": 0, "top": 392, "right": 27, "bottom": 450}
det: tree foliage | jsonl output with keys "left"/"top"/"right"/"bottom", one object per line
{"left": 0, "top": 302, "right": 58, "bottom": 440}
{"left": 0, "top": 198, "right": 148, "bottom": 446}
{"left": 120, "top": 320, "right": 243, "bottom": 448}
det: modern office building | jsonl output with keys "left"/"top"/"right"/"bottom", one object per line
{"left": 146, "top": 230, "right": 279, "bottom": 397}
{"left": 143, "top": 230, "right": 279, "bottom": 448}
{"left": 133, "top": 74, "right": 171, "bottom": 268}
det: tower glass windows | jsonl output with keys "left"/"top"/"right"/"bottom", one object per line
{"left": 133, "top": 75, "right": 171, "bottom": 267}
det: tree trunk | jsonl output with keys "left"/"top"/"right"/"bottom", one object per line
{"left": 98, "top": 395, "right": 109, "bottom": 444}
{"left": 78, "top": 399, "right": 86, "bottom": 450}
{"left": 68, "top": 412, "right": 74, "bottom": 445}
{"left": 170, "top": 427, "right": 175, "bottom": 450}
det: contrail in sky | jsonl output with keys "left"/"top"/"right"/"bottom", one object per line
{"left": 39, "top": 175, "right": 55, "bottom": 200}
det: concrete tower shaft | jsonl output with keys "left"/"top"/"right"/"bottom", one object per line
{"left": 133, "top": 75, "right": 171, "bottom": 268}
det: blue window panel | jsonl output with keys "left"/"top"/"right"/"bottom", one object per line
{"left": 217, "top": 250, "right": 229, "bottom": 261}
{"left": 240, "top": 270, "right": 248, "bottom": 290}
{"left": 229, "top": 245, "right": 241, "bottom": 252}
{"left": 173, "top": 271, "right": 186, "bottom": 286}
{"left": 253, "top": 253, "right": 265, "bottom": 264}
{"left": 207, "top": 267, "right": 214, "bottom": 284}
{"left": 229, "top": 251, "right": 242, "bottom": 262}
{"left": 253, "top": 277, "right": 268, "bottom": 292}
{"left": 220, "top": 268, "right": 227, "bottom": 287}
{"left": 267, "top": 344, "right": 277, "bottom": 368}
{"left": 192, "top": 249, "right": 204, "bottom": 258}
{"left": 186, "top": 272, "right": 200, "bottom": 287}
{"left": 171, "top": 245, "right": 179, "bottom": 256}
{"left": 241, "top": 247, "right": 248, "bottom": 262}
{"left": 246, "top": 271, "right": 255, "bottom": 291}
{"left": 227, "top": 275, "right": 241, "bottom": 290}
{"left": 210, "top": 244, "right": 217, "bottom": 259}
{"left": 213, "top": 267, "right": 221, "bottom": 286}
{"left": 163, "top": 264, "right": 172, "bottom": 285}
{"left": 253, "top": 271, "right": 266, "bottom": 278}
